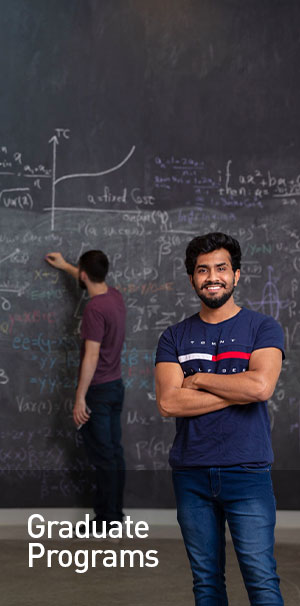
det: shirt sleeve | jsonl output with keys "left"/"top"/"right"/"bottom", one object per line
{"left": 81, "top": 307, "right": 105, "bottom": 343}
{"left": 155, "top": 327, "right": 179, "bottom": 365}
{"left": 252, "top": 316, "right": 285, "bottom": 360}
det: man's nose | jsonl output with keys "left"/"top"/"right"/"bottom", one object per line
{"left": 208, "top": 268, "right": 219, "bottom": 282}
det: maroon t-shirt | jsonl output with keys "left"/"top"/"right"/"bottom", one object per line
{"left": 80, "top": 287, "right": 126, "bottom": 384}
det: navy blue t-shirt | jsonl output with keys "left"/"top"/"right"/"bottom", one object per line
{"left": 155, "top": 308, "right": 285, "bottom": 468}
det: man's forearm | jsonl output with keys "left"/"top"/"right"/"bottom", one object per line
{"left": 158, "top": 387, "right": 244, "bottom": 417}
{"left": 76, "top": 354, "right": 98, "bottom": 398}
{"left": 73, "top": 351, "right": 99, "bottom": 426}
{"left": 186, "top": 371, "right": 266, "bottom": 403}
{"left": 62, "top": 262, "right": 79, "bottom": 279}
{"left": 45, "top": 253, "right": 79, "bottom": 279}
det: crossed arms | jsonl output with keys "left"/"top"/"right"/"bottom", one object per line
{"left": 155, "top": 347, "right": 282, "bottom": 417}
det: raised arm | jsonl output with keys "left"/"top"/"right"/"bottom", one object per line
{"left": 45, "top": 252, "right": 79, "bottom": 279}
{"left": 183, "top": 347, "right": 282, "bottom": 403}
{"left": 155, "top": 362, "right": 246, "bottom": 417}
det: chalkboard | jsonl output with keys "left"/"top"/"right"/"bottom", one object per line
{"left": 1, "top": 0, "right": 300, "bottom": 509}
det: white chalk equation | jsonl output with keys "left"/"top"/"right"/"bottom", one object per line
{"left": 0, "top": 188, "right": 33, "bottom": 210}
{"left": 47, "top": 129, "right": 135, "bottom": 230}
{"left": 0, "top": 249, "right": 30, "bottom": 311}
{"left": 0, "top": 130, "right": 136, "bottom": 230}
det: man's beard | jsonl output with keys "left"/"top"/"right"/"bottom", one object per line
{"left": 194, "top": 280, "right": 235, "bottom": 309}
{"left": 79, "top": 278, "right": 87, "bottom": 290}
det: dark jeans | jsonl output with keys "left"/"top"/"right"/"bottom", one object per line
{"left": 173, "top": 466, "right": 284, "bottom": 606}
{"left": 80, "top": 379, "right": 125, "bottom": 522}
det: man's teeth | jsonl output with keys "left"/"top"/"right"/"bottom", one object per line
{"left": 207, "top": 286, "right": 222, "bottom": 290}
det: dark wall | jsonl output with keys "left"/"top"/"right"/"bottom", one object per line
{"left": 1, "top": 0, "right": 300, "bottom": 508}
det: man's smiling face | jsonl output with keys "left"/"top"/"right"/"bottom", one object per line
{"left": 190, "top": 248, "right": 240, "bottom": 309}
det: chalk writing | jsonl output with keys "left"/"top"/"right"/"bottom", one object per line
{"left": 246, "top": 266, "right": 290, "bottom": 320}
{"left": 0, "top": 369, "right": 9, "bottom": 385}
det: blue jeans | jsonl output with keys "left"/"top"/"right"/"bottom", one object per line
{"left": 173, "top": 466, "right": 283, "bottom": 606}
{"left": 80, "top": 379, "right": 125, "bottom": 522}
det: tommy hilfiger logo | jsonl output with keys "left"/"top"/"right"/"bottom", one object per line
{"left": 189, "top": 338, "right": 237, "bottom": 346}
{"left": 178, "top": 352, "right": 251, "bottom": 363}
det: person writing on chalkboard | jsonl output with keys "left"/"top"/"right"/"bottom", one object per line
{"left": 155, "top": 232, "right": 284, "bottom": 606}
{"left": 45, "top": 250, "right": 126, "bottom": 533}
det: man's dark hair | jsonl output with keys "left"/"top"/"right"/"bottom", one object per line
{"left": 79, "top": 250, "right": 109, "bottom": 283}
{"left": 185, "top": 232, "right": 241, "bottom": 275}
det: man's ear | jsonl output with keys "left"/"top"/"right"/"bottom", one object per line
{"left": 189, "top": 275, "right": 195, "bottom": 288}
{"left": 234, "top": 269, "right": 240, "bottom": 286}
{"left": 79, "top": 269, "right": 88, "bottom": 282}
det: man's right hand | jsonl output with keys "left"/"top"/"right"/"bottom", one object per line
{"left": 45, "top": 253, "right": 79, "bottom": 279}
{"left": 45, "top": 252, "right": 67, "bottom": 270}
{"left": 73, "top": 397, "right": 91, "bottom": 427}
